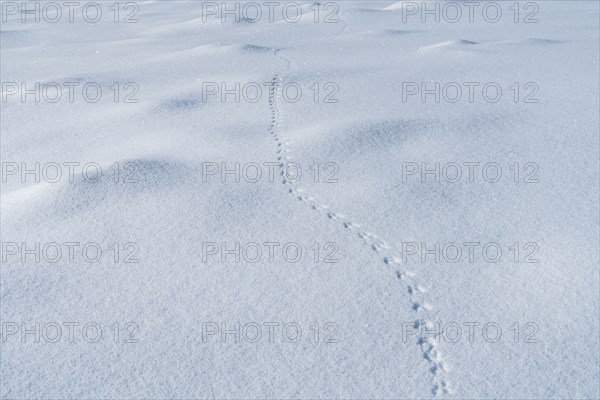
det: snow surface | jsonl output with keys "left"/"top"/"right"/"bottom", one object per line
{"left": 1, "top": 1, "right": 599, "bottom": 398}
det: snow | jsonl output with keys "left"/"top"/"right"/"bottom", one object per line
{"left": 1, "top": 1, "right": 599, "bottom": 398}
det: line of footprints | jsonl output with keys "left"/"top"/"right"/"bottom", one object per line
{"left": 268, "top": 49, "right": 452, "bottom": 396}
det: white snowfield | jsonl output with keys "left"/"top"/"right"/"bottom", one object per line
{"left": 1, "top": 0, "right": 599, "bottom": 398}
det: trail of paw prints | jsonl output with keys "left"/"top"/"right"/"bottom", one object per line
{"left": 269, "top": 49, "right": 452, "bottom": 397}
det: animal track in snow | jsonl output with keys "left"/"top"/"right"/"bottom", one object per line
{"left": 268, "top": 47, "right": 452, "bottom": 397}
